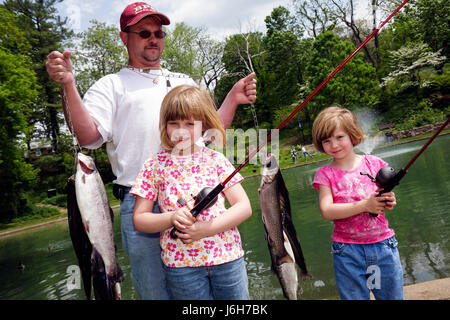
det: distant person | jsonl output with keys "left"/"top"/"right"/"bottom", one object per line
{"left": 311, "top": 106, "right": 403, "bottom": 300}
{"left": 131, "top": 85, "right": 252, "bottom": 299}
{"left": 290, "top": 146, "right": 298, "bottom": 164}
{"left": 301, "top": 145, "right": 313, "bottom": 162}
{"left": 46, "top": 2, "right": 256, "bottom": 300}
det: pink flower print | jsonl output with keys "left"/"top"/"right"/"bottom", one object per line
{"left": 188, "top": 248, "right": 200, "bottom": 260}
{"left": 168, "top": 243, "right": 176, "bottom": 255}
{"left": 174, "top": 251, "right": 184, "bottom": 261}
{"left": 224, "top": 243, "right": 233, "bottom": 251}
{"left": 170, "top": 186, "right": 178, "bottom": 195}
{"left": 195, "top": 176, "right": 203, "bottom": 186}
{"left": 141, "top": 180, "right": 151, "bottom": 192}
{"left": 170, "top": 170, "right": 181, "bottom": 179}
{"left": 158, "top": 155, "right": 167, "bottom": 162}
{"left": 164, "top": 197, "right": 171, "bottom": 206}
{"left": 234, "top": 234, "right": 241, "bottom": 244}
{"left": 204, "top": 261, "right": 214, "bottom": 266}
{"left": 206, "top": 167, "right": 215, "bottom": 176}
{"left": 199, "top": 208, "right": 211, "bottom": 218}
{"left": 191, "top": 165, "right": 200, "bottom": 174}
{"left": 206, "top": 178, "right": 215, "bottom": 187}
{"left": 164, "top": 159, "right": 173, "bottom": 167}
{"left": 180, "top": 182, "right": 191, "bottom": 191}
{"left": 204, "top": 240, "right": 215, "bottom": 253}
{"left": 167, "top": 263, "right": 176, "bottom": 267}
{"left": 213, "top": 247, "right": 222, "bottom": 258}
{"left": 217, "top": 166, "right": 225, "bottom": 176}
{"left": 157, "top": 168, "right": 165, "bottom": 176}
{"left": 177, "top": 157, "right": 186, "bottom": 166}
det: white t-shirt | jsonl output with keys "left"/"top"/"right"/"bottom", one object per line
{"left": 82, "top": 68, "right": 196, "bottom": 186}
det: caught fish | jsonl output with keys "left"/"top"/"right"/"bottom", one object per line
{"left": 259, "top": 154, "right": 312, "bottom": 300}
{"left": 68, "top": 152, "right": 123, "bottom": 300}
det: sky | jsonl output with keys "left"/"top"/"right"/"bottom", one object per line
{"left": 56, "top": 0, "right": 294, "bottom": 39}
{"left": 55, "top": 0, "right": 370, "bottom": 40}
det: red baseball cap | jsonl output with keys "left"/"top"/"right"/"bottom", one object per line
{"left": 120, "top": 2, "right": 170, "bottom": 31}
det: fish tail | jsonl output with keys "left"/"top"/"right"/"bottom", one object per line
{"left": 91, "top": 248, "right": 123, "bottom": 300}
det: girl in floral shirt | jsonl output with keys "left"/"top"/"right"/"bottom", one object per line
{"left": 131, "top": 85, "right": 252, "bottom": 300}
{"left": 312, "top": 106, "right": 403, "bottom": 300}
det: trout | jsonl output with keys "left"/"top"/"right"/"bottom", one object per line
{"left": 259, "top": 154, "right": 311, "bottom": 299}
{"left": 68, "top": 152, "right": 123, "bottom": 300}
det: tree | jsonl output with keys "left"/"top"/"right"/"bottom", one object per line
{"left": 73, "top": 20, "right": 128, "bottom": 96}
{"left": 162, "top": 22, "right": 204, "bottom": 83}
{"left": 0, "top": 8, "right": 39, "bottom": 218}
{"left": 264, "top": 7, "right": 308, "bottom": 112}
{"left": 381, "top": 42, "right": 446, "bottom": 92}
{"left": 293, "top": 0, "right": 337, "bottom": 37}
{"left": 302, "top": 31, "right": 379, "bottom": 128}
{"left": 2, "top": 0, "right": 73, "bottom": 153}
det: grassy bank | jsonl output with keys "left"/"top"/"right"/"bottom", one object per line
{"left": 1, "top": 129, "right": 448, "bottom": 237}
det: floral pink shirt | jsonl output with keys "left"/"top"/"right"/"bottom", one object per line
{"left": 312, "top": 155, "right": 395, "bottom": 244}
{"left": 131, "top": 147, "right": 245, "bottom": 267}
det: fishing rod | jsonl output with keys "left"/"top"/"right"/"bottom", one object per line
{"left": 169, "top": 0, "right": 411, "bottom": 239}
{"left": 361, "top": 117, "right": 449, "bottom": 217}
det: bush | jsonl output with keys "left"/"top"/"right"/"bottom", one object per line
{"left": 41, "top": 194, "right": 67, "bottom": 208}
{"left": 11, "top": 201, "right": 60, "bottom": 223}
{"left": 396, "top": 99, "right": 447, "bottom": 130}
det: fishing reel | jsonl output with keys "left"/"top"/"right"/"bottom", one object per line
{"left": 169, "top": 186, "right": 219, "bottom": 239}
{"left": 360, "top": 166, "right": 406, "bottom": 217}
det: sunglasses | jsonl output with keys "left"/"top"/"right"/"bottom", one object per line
{"left": 126, "top": 30, "right": 165, "bottom": 39}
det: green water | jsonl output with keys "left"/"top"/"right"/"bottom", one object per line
{"left": 0, "top": 135, "right": 449, "bottom": 300}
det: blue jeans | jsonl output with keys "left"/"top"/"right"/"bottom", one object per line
{"left": 303, "top": 151, "right": 312, "bottom": 161}
{"left": 120, "top": 190, "right": 170, "bottom": 300}
{"left": 332, "top": 236, "right": 404, "bottom": 300}
{"left": 163, "top": 257, "right": 250, "bottom": 300}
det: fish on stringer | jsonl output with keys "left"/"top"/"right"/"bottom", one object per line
{"left": 67, "top": 152, "right": 123, "bottom": 300}
{"left": 259, "top": 154, "right": 312, "bottom": 300}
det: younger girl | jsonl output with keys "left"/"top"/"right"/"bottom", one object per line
{"left": 312, "top": 106, "right": 403, "bottom": 300}
{"left": 130, "top": 85, "right": 252, "bottom": 300}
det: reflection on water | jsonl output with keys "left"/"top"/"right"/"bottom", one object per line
{"left": 0, "top": 135, "right": 449, "bottom": 300}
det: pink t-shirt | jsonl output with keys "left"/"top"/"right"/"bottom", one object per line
{"left": 131, "top": 147, "right": 245, "bottom": 267}
{"left": 312, "top": 155, "right": 395, "bottom": 244}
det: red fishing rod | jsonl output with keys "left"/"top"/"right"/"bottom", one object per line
{"left": 361, "top": 117, "right": 449, "bottom": 216}
{"left": 170, "top": 0, "right": 411, "bottom": 238}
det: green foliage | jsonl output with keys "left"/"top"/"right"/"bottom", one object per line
{"left": 395, "top": 99, "right": 447, "bottom": 130}
{"left": 303, "top": 31, "right": 379, "bottom": 112}
{"left": 0, "top": 10, "right": 40, "bottom": 218}
{"left": 41, "top": 194, "right": 67, "bottom": 208}
{"left": 73, "top": 20, "right": 128, "bottom": 96}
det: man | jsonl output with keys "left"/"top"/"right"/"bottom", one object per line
{"left": 46, "top": 2, "right": 257, "bottom": 299}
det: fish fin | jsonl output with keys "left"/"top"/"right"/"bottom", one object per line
{"left": 91, "top": 248, "right": 123, "bottom": 300}
{"left": 109, "top": 206, "right": 114, "bottom": 224}
{"left": 67, "top": 175, "right": 92, "bottom": 300}
{"left": 276, "top": 170, "right": 291, "bottom": 215}
{"left": 282, "top": 212, "right": 311, "bottom": 278}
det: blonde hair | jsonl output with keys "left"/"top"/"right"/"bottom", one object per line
{"left": 159, "top": 85, "right": 226, "bottom": 151}
{"left": 312, "top": 106, "right": 366, "bottom": 153}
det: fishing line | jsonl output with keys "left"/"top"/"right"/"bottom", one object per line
{"left": 61, "top": 85, "right": 82, "bottom": 173}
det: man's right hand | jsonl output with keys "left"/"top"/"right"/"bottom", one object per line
{"left": 46, "top": 50, "right": 74, "bottom": 84}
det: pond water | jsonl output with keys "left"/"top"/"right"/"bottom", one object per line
{"left": 0, "top": 135, "right": 449, "bottom": 300}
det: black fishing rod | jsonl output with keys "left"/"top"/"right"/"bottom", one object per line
{"left": 169, "top": 0, "right": 411, "bottom": 239}
{"left": 361, "top": 117, "right": 449, "bottom": 217}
